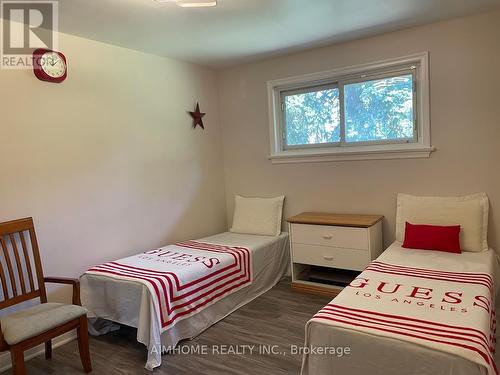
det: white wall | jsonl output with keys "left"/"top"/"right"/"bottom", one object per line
{"left": 0, "top": 29, "right": 227, "bottom": 302}
{"left": 217, "top": 10, "right": 500, "bottom": 250}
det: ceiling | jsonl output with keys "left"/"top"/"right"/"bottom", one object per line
{"left": 56, "top": 0, "right": 500, "bottom": 68}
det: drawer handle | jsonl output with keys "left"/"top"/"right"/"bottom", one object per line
{"left": 322, "top": 235, "right": 333, "bottom": 240}
{"left": 323, "top": 256, "right": 334, "bottom": 261}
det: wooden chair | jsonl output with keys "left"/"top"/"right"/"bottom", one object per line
{"left": 0, "top": 217, "right": 92, "bottom": 374}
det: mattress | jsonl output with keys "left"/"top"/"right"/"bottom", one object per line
{"left": 80, "top": 231, "right": 289, "bottom": 370}
{"left": 301, "top": 241, "right": 500, "bottom": 375}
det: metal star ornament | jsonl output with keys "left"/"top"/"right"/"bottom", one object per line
{"left": 188, "top": 102, "right": 206, "bottom": 130}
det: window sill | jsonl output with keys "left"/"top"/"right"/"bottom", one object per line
{"left": 269, "top": 146, "right": 435, "bottom": 164}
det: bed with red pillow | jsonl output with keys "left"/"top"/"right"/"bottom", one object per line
{"left": 301, "top": 193, "right": 498, "bottom": 375}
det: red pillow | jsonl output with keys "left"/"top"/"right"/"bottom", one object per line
{"left": 402, "top": 222, "right": 461, "bottom": 253}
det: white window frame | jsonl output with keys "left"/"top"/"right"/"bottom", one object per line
{"left": 267, "top": 52, "right": 433, "bottom": 163}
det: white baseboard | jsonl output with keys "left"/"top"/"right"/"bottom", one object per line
{"left": 0, "top": 331, "right": 77, "bottom": 372}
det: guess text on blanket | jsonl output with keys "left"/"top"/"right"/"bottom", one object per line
{"left": 349, "top": 274, "right": 492, "bottom": 315}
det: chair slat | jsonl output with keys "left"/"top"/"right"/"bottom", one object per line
{"left": 19, "top": 231, "right": 35, "bottom": 291}
{"left": 28, "top": 227, "right": 47, "bottom": 303}
{"left": 10, "top": 233, "right": 26, "bottom": 294}
{"left": 0, "top": 237, "right": 17, "bottom": 297}
{"left": 0, "top": 260, "right": 9, "bottom": 300}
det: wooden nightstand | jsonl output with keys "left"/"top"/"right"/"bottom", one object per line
{"left": 287, "top": 212, "right": 384, "bottom": 297}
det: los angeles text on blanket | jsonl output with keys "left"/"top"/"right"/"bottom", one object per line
{"left": 306, "top": 260, "right": 497, "bottom": 375}
{"left": 84, "top": 240, "right": 252, "bottom": 331}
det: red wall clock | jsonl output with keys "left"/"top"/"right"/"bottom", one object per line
{"left": 33, "top": 49, "right": 68, "bottom": 83}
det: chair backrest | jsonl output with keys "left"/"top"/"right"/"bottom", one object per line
{"left": 0, "top": 218, "right": 47, "bottom": 309}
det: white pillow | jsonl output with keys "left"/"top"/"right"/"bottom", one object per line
{"left": 230, "top": 195, "right": 285, "bottom": 236}
{"left": 396, "top": 193, "right": 489, "bottom": 252}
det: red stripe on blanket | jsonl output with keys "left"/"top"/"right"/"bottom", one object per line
{"left": 161, "top": 278, "right": 253, "bottom": 327}
{"left": 312, "top": 314, "right": 498, "bottom": 375}
{"left": 318, "top": 306, "right": 493, "bottom": 353}
{"left": 371, "top": 261, "right": 493, "bottom": 281}
{"left": 370, "top": 261, "right": 493, "bottom": 288}
{"left": 370, "top": 264, "right": 493, "bottom": 288}
{"left": 329, "top": 304, "right": 493, "bottom": 347}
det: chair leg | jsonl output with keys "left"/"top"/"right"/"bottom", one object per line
{"left": 10, "top": 346, "right": 26, "bottom": 375}
{"left": 45, "top": 340, "right": 52, "bottom": 359}
{"left": 77, "top": 316, "right": 92, "bottom": 373}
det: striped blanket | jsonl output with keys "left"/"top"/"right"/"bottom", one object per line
{"left": 84, "top": 240, "right": 252, "bottom": 331}
{"left": 308, "top": 259, "right": 497, "bottom": 375}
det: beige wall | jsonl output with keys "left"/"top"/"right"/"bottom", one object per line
{"left": 217, "top": 10, "right": 500, "bottom": 250}
{"left": 0, "top": 29, "right": 227, "bottom": 302}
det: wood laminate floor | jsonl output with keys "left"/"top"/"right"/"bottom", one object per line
{"left": 2, "top": 279, "right": 330, "bottom": 375}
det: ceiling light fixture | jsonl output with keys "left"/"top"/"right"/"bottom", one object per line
{"left": 155, "top": 0, "right": 217, "bottom": 7}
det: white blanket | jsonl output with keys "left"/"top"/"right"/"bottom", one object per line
{"left": 304, "top": 243, "right": 498, "bottom": 375}
{"left": 85, "top": 240, "right": 252, "bottom": 332}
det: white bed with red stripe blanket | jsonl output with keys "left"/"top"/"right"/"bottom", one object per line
{"left": 301, "top": 241, "right": 500, "bottom": 375}
{"left": 80, "top": 232, "right": 289, "bottom": 370}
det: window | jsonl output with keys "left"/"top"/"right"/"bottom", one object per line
{"left": 268, "top": 53, "right": 432, "bottom": 163}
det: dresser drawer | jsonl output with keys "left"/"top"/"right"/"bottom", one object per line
{"left": 292, "top": 243, "right": 370, "bottom": 271}
{"left": 291, "top": 223, "right": 368, "bottom": 250}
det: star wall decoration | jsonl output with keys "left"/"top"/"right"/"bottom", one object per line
{"left": 189, "top": 102, "right": 206, "bottom": 130}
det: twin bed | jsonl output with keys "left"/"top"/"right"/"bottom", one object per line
{"left": 81, "top": 231, "right": 289, "bottom": 370}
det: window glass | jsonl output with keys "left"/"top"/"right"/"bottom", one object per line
{"left": 344, "top": 74, "right": 414, "bottom": 143}
{"left": 284, "top": 87, "right": 340, "bottom": 147}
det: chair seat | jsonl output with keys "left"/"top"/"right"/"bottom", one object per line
{"left": 0, "top": 303, "right": 87, "bottom": 345}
